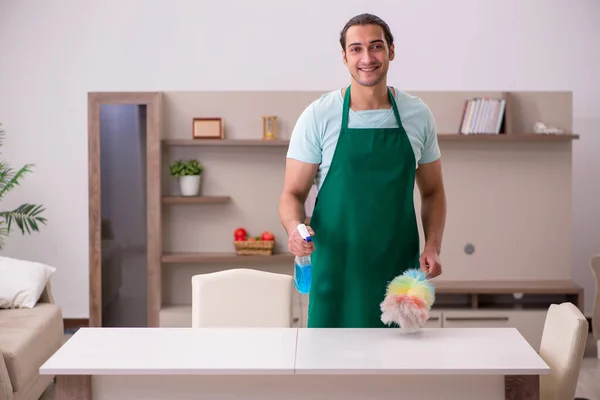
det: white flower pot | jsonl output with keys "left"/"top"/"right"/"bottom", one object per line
{"left": 179, "top": 175, "right": 201, "bottom": 196}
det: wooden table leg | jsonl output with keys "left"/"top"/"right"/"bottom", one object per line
{"left": 56, "top": 375, "right": 91, "bottom": 400}
{"left": 505, "top": 375, "right": 539, "bottom": 400}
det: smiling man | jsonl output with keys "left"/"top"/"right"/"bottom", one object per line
{"left": 279, "top": 13, "right": 447, "bottom": 328}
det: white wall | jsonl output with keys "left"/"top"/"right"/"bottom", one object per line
{"left": 0, "top": 0, "right": 598, "bottom": 318}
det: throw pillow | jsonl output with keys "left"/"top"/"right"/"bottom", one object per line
{"left": 0, "top": 256, "right": 56, "bottom": 308}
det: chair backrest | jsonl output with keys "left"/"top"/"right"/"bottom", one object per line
{"left": 590, "top": 254, "right": 600, "bottom": 342}
{"left": 191, "top": 268, "right": 294, "bottom": 328}
{"left": 538, "top": 302, "right": 588, "bottom": 400}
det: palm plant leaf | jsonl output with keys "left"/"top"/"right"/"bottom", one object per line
{"left": 0, "top": 162, "right": 33, "bottom": 200}
{"left": 0, "top": 221, "right": 8, "bottom": 250}
{"left": 0, "top": 203, "right": 47, "bottom": 235}
{"left": 0, "top": 123, "right": 47, "bottom": 249}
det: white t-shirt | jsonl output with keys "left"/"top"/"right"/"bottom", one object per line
{"left": 286, "top": 87, "right": 441, "bottom": 191}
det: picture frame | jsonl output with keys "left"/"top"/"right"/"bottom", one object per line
{"left": 193, "top": 118, "right": 223, "bottom": 139}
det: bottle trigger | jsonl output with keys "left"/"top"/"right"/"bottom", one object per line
{"left": 297, "top": 223, "right": 312, "bottom": 243}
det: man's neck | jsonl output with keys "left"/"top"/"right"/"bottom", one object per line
{"left": 347, "top": 82, "right": 391, "bottom": 111}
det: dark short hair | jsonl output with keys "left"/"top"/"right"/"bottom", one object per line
{"left": 339, "top": 13, "right": 394, "bottom": 50}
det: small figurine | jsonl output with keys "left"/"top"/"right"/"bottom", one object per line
{"left": 262, "top": 116, "right": 277, "bottom": 140}
{"left": 533, "top": 122, "right": 564, "bottom": 134}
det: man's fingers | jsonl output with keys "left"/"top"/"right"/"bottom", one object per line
{"left": 419, "top": 254, "right": 428, "bottom": 270}
{"left": 288, "top": 238, "right": 315, "bottom": 257}
{"left": 291, "top": 237, "right": 313, "bottom": 250}
{"left": 426, "top": 263, "right": 441, "bottom": 279}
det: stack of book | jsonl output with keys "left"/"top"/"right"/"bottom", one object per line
{"left": 459, "top": 97, "right": 506, "bottom": 134}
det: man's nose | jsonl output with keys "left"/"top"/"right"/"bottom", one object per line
{"left": 361, "top": 51, "right": 376, "bottom": 63}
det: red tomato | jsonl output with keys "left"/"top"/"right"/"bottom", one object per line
{"left": 234, "top": 228, "right": 247, "bottom": 238}
{"left": 235, "top": 235, "right": 246, "bottom": 241}
{"left": 261, "top": 231, "right": 275, "bottom": 241}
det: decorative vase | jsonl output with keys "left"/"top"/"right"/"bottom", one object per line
{"left": 179, "top": 175, "right": 201, "bottom": 196}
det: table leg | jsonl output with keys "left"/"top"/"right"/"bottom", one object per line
{"left": 505, "top": 375, "right": 539, "bottom": 400}
{"left": 55, "top": 375, "right": 91, "bottom": 400}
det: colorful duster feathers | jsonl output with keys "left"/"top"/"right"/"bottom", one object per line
{"left": 380, "top": 268, "right": 436, "bottom": 330}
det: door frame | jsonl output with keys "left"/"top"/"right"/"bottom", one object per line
{"left": 88, "top": 92, "right": 162, "bottom": 327}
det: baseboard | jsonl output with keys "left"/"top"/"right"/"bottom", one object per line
{"left": 63, "top": 318, "right": 89, "bottom": 333}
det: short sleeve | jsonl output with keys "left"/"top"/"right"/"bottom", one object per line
{"left": 286, "top": 103, "right": 322, "bottom": 164}
{"left": 419, "top": 106, "right": 441, "bottom": 164}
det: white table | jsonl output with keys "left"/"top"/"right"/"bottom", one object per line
{"left": 40, "top": 327, "right": 549, "bottom": 400}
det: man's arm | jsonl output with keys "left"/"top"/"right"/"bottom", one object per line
{"left": 415, "top": 159, "right": 446, "bottom": 256}
{"left": 280, "top": 101, "right": 321, "bottom": 255}
{"left": 279, "top": 159, "right": 318, "bottom": 235}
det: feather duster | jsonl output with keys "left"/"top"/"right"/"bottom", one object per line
{"left": 380, "top": 268, "right": 436, "bottom": 331}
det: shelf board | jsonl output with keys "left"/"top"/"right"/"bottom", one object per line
{"left": 162, "top": 139, "right": 290, "bottom": 147}
{"left": 161, "top": 251, "right": 294, "bottom": 264}
{"left": 162, "top": 134, "right": 578, "bottom": 147}
{"left": 437, "top": 133, "right": 579, "bottom": 141}
{"left": 162, "top": 195, "right": 231, "bottom": 204}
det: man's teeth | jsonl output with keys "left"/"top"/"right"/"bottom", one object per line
{"left": 361, "top": 67, "right": 377, "bottom": 71}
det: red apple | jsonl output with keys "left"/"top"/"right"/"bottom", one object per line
{"left": 234, "top": 227, "right": 247, "bottom": 238}
{"left": 261, "top": 231, "right": 275, "bottom": 241}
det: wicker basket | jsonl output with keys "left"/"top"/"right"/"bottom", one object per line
{"left": 233, "top": 240, "right": 275, "bottom": 256}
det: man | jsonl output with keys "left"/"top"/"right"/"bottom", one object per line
{"left": 278, "top": 13, "right": 447, "bottom": 328}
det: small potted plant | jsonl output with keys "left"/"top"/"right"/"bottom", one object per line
{"left": 169, "top": 159, "right": 204, "bottom": 196}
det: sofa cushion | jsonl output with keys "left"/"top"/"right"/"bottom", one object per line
{"left": 0, "top": 303, "right": 63, "bottom": 391}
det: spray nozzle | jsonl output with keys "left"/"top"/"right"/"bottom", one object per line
{"left": 297, "top": 223, "right": 312, "bottom": 243}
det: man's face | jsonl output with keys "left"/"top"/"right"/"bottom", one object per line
{"left": 342, "top": 24, "right": 394, "bottom": 87}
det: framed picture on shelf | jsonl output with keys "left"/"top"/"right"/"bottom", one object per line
{"left": 192, "top": 118, "right": 223, "bottom": 139}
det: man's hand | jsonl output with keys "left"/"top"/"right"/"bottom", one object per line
{"left": 288, "top": 225, "right": 315, "bottom": 257}
{"left": 420, "top": 248, "right": 442, "bottom": 279}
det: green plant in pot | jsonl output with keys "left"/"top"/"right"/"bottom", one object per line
{"left": 169, "top": 159, "right": 204, "bottom": 196}
{"left": 0, "top": 123, "right": 47, "bottom": 250}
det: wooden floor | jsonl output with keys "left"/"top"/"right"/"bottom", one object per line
{"left": 39, "top": 333, "right": 600, "bottom": 400}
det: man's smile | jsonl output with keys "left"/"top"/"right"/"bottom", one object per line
{"left": 359, "top": 65, "right": 379, "bottom": 72}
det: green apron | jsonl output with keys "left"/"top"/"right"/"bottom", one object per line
{"left": 307, "top": 85, "right": 420, "bottom": 328}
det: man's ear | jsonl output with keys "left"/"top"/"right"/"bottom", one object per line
{"left": 342, "top": 50, "right": 348, "bottom": 66}
{"left": 389, "top": 44, "right": 395, "bottom": 61}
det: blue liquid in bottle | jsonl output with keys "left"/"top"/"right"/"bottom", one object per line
{"left": 293, "top": 223, "right": 313, "bottom": 294}
{"left": 294, "top": 256, "right": 312, "bottom": 294}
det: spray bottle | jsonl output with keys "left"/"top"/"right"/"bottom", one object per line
{"left": 293, "top": 223, "right": 312, "bottom": 294}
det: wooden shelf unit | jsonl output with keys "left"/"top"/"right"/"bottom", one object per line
{"left": 421, "top": 279, "right": 584, "bottom": 350}
{"left": 148, "top": 89, "right": 581, "bottom": 328}
{"left": 432, "top": 279, "right": 584, "bottom": 310}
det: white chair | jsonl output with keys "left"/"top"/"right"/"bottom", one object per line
{"left": 191, "top": 268, "right": 294, "bottom": 328}
{"left": 590, "top": 254, "right": 600, "bottom": 359}
{"left": 538, "top": 302, "right": 589, "bottom": 400}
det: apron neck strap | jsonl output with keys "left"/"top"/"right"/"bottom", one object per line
{"left": 342, "top": 85, "right": 402, "bottom": 129}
